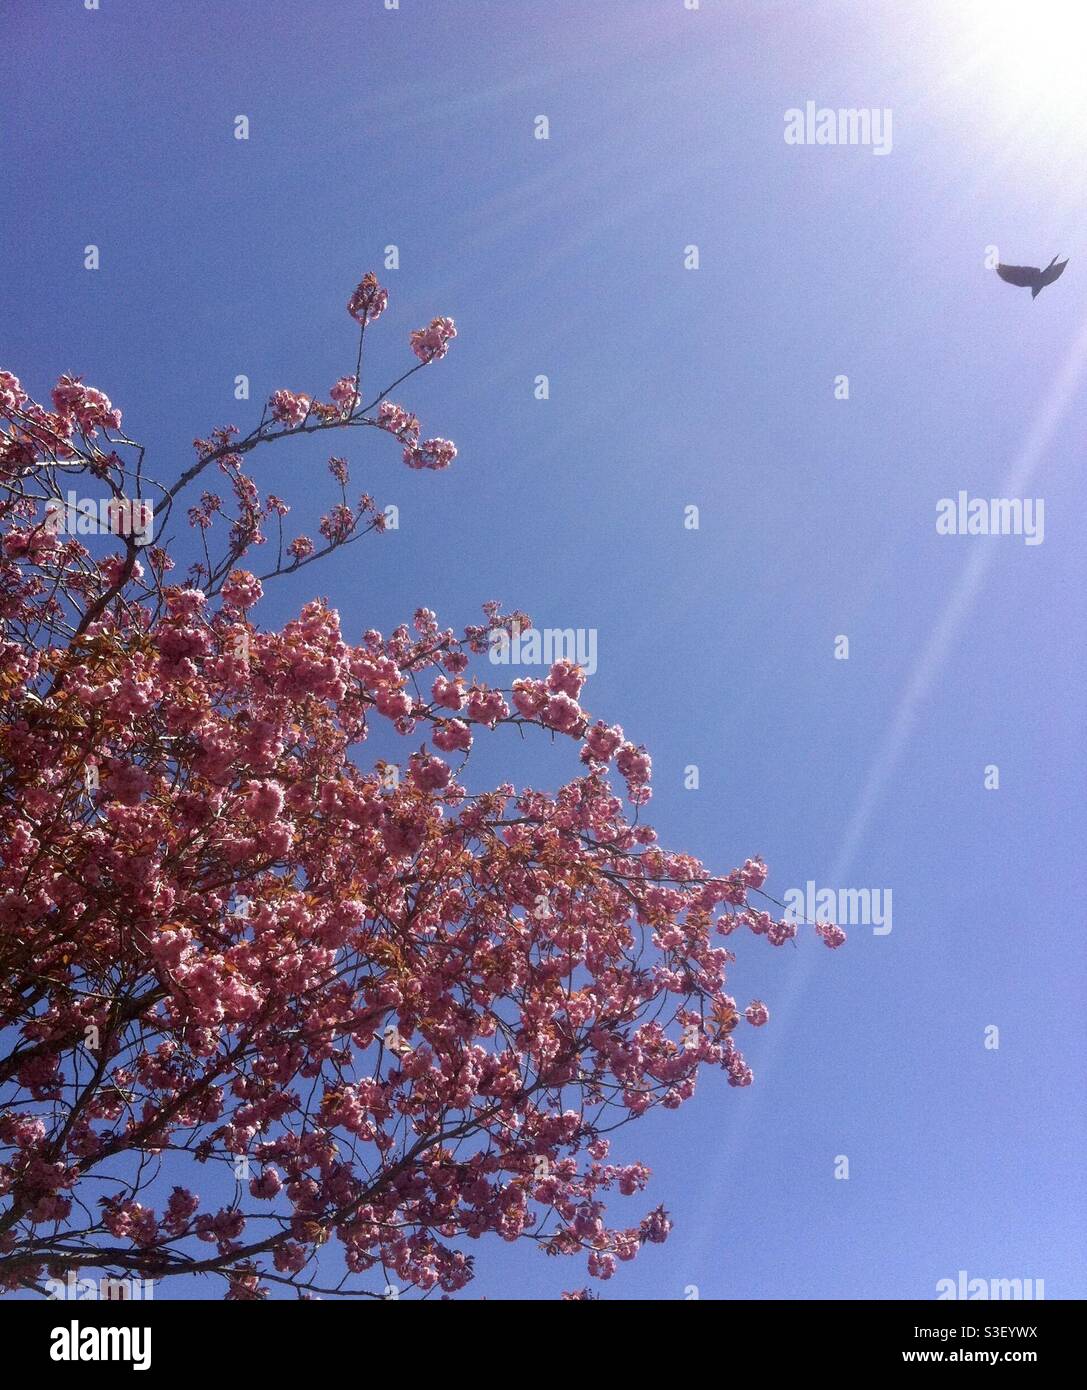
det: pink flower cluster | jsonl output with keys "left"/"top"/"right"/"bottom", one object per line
{"left": 0, "top": 371, "right": 26, "bottom": 414}
{"left": 51, "top": 375, "right": 122, "bottom": 434}
{"left": 268, "top": 390, "right": 311, "bottom": 427}
{"left": 410, "top": 316, "right": 457, "bottom": 363}
{"left": 347, "top": 272, "right": 389, "bottom": 325}
{"left": 329, "top": 377, "right": 358, "bottom": 413}
{"left": 376, "top": 401, "right": 419, "bottom": 442}
{"left": 404, "top": 437, "right": 457, "bottom": 471}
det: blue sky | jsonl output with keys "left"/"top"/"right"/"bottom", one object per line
{"left": 2, "top": 0, "right": 1085, "bottom": 1299}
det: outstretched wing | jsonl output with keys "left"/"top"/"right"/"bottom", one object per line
{"left": 1041, "top": 258, "right": 1069, "bottom": 286}
{"left": 996, "top": 264, "right": 1039, "bottom": 287}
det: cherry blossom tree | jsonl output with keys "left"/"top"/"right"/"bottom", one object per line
{"left": 0, "top": 274, "right": 843, "bottom": 1300}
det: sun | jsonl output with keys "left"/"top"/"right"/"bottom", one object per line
{"left": 955, "top": 0, "right": 1087, "bottom": 115}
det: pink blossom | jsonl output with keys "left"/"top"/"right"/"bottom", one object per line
{"left": 268, "top": 390, "right": 311, "bottom": 427}
{"left": 0, "top": 371, "right": 26, "bottom": 414}
{"left": 250, "top": 1166, "right": 283, "bottom": 1199}
{"left": 431, "top": 675, "right": 464, "bottom": 710}
{"left": 409, "top": 317, "right": 457, "bottom": 363}
{"left": 409, "top": 750, "right": 452, "bottom": 792}
{"left": 51, "top": 375, "right": 122, "bottom": 433}
{"left": 245, "top": 781, "right": 284, "bottom": 824}
{"left": 404, "top": 437, "right": 457, "bottom": 471}
{"left": 347, "top": 272, "right": 389, "bottom": 325}
{"left": 329, "top": 376, "right": 358, "bottom": 413}
{"left": 221, "top": 569, "right": 263, "bottom": 610}
{"left": 547, "top": 660, "right": 586, "bottom": 698}
{"left": 376, "top": 401, "right": 420, "bottom": 442}
{"left": 432, "top": 719, "right": 472, "bottom": 753}
{"left": 466, "top": 686, "right": 509, "bottom": 727}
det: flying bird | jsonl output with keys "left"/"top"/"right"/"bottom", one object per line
{"left": 996, "top": 255, "right": 1069, "bottom": 299}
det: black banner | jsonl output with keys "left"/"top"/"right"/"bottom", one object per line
{"left": 1, "top": 1296, "right": 1071, "bottom": 1375}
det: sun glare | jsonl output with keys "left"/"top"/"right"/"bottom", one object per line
{"left": 958, "top": 0, "right": 1087, "bottom": 115}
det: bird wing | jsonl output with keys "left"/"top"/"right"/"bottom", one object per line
{"left": 996, "top": 264, "right": 1040, "bottom": 287}
{"left": 1042, "top": 258, "right": 1069, "bottom": 286}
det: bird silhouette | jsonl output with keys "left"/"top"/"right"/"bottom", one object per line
{"left": 996, "top": 255, "right": 1069, "bottom": 299}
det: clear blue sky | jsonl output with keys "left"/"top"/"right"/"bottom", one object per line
{"left": 3, "top": 0, "right": 1084, "bottom": 1300}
